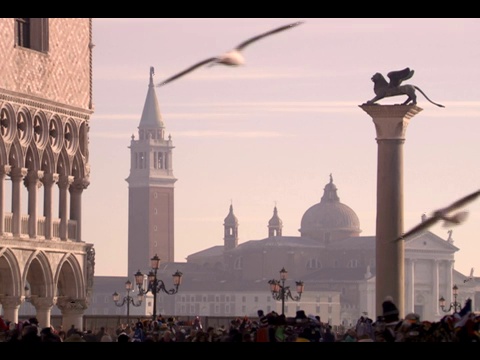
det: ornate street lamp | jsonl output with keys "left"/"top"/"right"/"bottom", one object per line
{"left": 112, "top": 279, "right": 143, "bottom": 324}
{"left": 134, "top": 254, "right": 183, "bottom": 321}
{"left": 268, "top": 267, "right": 304, "bottom": 315}
{"left": 439, "top": 284, "right": 461, "bottom": 313}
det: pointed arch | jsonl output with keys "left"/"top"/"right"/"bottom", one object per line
{"left": 7, "top": 139, "right": 25, "bottom": 169}
{"left": 25, "top": 143, "right": 41, "bottom": 172}
{"left": 55, "top": 252, "right": 85, "bottom": 299}
{"left": 0, "top": 138, "right": 7, "bottom": 166}
{"left": 71, "top": 152, "right": 86, "bottom": 179}
{"left": 40, "top": 146, "right": 56, "bottom": 174}
{"left": 0, "top": 248, "right": 23, "bottom": 296}
{"left": 24, "top": 249, "right": 55, "bottom": 298}
{"left": 56, "top": 149, "right": 71, "bottom": 176}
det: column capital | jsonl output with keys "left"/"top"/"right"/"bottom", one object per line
{"left": 24, "top": 170, "right": 45, "bottom": 188}
{"left": 10, "top": 167, "right": 28, "bottom": 180}
{"left": 0, "top": 164, "right": 11, "bottom": 176}
{"left": 70, "top": 177, "right": 90, "bottom": 192}
{"left": 0, "top": 295, "right": 23, "bottom": 309}
{"left": 359, "top": 104, "right": 423, "bottom": 140}
{"left": 56, "top": 297, "right": 88, "bottom": 313}
{"left": 57, "top": 175, "right": 74, "bottom": 189}
{"left": 29, "top": 296, "right": 57, "bottom": 310}
{"left": 41, "top": 173, "right": 59, "bottom": 185}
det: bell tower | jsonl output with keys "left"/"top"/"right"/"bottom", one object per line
{"left": 126, "top": 67, "right": 177, "bottom": 277}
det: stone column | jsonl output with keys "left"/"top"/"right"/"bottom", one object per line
{"left": 69, "top": 178, "right": 90, "bottom": 242}
{"left": 0, "top": 295, "right": 22, "bottom": 325}
{"left": 360, "top": 104, "right": 422, "bottom": 319}
{"left": 10, "top": 167, "right": 28, "bottom": 237}
{"left": 56, "top": 297, "right": 88, "bottom": 332}
{"left": 406, "top": 258, "right": 416, "bottom": 313}
{"left": 29, "top": 296, "right": 56, "bottom": 328}
{"left": 434, "top": 259, "right": 440, "bottom": 316}
{"left": 447, "top": 260, "right": 454, "bottom": 303}
{"left": 41, "top": 173, "right": 59, "bottom": 240}
{"left": 0, "top": 165, "right": 11, "bottom": 235}
{"left": 57, "top": 175, "right": 73, "bottom": 241}
{"left": 24, "top": 170, "right": 44, "bottom": 239}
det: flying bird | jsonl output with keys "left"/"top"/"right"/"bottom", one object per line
{"left": 157, "top": 21, "right": 304, "bottom": 87}
{"left": 395, "top": 189, "right": 480, "bottom": 242}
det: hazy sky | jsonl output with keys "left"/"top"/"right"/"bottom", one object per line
{"left": 86, "top": 18, "right": 480, "bottom": 277}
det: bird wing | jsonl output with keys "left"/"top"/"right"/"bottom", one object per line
{"left": 157, "top": 57, "right": 217, "bottom": 87}
{"left": 440, "top": 211, "right": 469, "bottom": 227}
{"left": 395, "top": 216, "right": 439, "bottom": 242}
{"left": 235, "top": 21, "right": 304, "bottom": 51}
{"left": 387, "top": 67, "right": 414, "bottom": 88}
{"left": 439, "top": 189, "right": 480, "bottom": 213}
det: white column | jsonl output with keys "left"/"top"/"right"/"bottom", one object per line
{"left": 0, "top": 295, "right": 22, "bottom": 325}
{"left": 10, "top": 167, "right": 28, "bottom": 237}
{"left": 41, "top": 173, "right": 59, "bottom": 240}
{"left": 56, "top": 297, "right": 88, "bottom": 332}
{"left": 69, "top": 178, "right": 89, "bottom": 242}
{"left": 0, "top": 165, "right": 11, "bottom": 235}
{"left": 433, "top": 259, "right": 440, "bottom": 316}
{"left": 57, "top": 175, "right": 73, "bottom": 240}
{"left": 24, "top": 170, "right": 44, "bottom": 238}
{"left": 29, "top": 296, "right": 56, "bottom": 329}
{"left": 407, "top": 259, "right": 416, "bottom": 313}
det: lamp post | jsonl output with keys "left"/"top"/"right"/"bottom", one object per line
{"left": 439, "top": 284, "right": 461, "bottom": 313}
{"left": 134, "top": 254, "right": 183, "bottom": 321}
{"left": 268, "top": 267, "right": 304, "bottom": 316}
{"left": 112, "top": 279, "right": 143, "bottom": 324}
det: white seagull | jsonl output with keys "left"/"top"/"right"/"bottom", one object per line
{"left": 395, "top": 189, "right": 480, "bottom": 242}
{"left": 157, "top": 21, "right": 304, "bottom": 87}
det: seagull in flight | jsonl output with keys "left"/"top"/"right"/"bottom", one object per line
{"left": 157, "top": 21, "right": 304, "bottom": 87}
{"left": 395, "top": 189, "right": 480, "bottom": 242}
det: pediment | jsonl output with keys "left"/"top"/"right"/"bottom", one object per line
{"left": 404, "top": 231, "right": 459, "bottom": 253}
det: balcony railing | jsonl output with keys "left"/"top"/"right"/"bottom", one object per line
{"left": 2, "top": 212, "right": 77, "bottom": 241}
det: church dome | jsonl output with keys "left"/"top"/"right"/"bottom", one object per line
{"left": 299, "top": 175, "right": 361, "bottom": 242}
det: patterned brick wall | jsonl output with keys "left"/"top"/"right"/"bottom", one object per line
{"left": 0, "top": 18, "right": 92, "bottom": 111}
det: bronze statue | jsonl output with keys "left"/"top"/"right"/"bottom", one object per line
{"left": 364, "top": 67, "right": 445, "bottom": 108}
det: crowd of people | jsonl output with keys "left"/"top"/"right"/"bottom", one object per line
{"left": 1, "top": 297, "right": 479, "bottom": 342}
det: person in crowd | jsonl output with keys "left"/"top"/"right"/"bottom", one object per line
{"left": 66, "top": 324, "right": 77, "bottom": 338}
{"left": 40, "top": 326, "right": 62, "bottom": 342}
{"left": 64, "top": 330, "right": 86, "bottom": 342}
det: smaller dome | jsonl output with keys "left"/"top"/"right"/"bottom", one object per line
{"left": 268, "top": 206, "right": 283, "bottom": 227}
